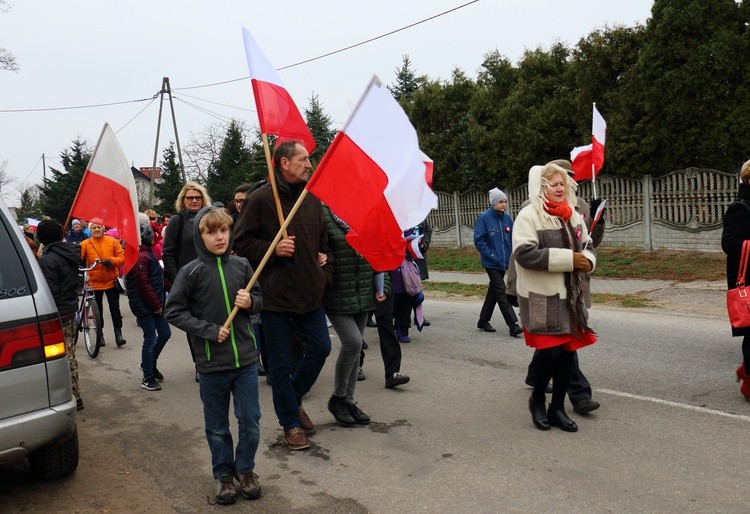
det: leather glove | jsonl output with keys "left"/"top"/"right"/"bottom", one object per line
{"left": 507, "top": 294, "right": 519, "bottom": 308}
{"left": 102, "top": 258, "right": 113, "bottom": 268}
{"left": 573, "top": 252, "right": 592, "bottom": 273}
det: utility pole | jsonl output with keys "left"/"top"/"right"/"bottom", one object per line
{"left": 150, "top": 76, "right": 186, "bottom": 206}
{"left": 41, "top": 153, "right": 46, "bottom": 181}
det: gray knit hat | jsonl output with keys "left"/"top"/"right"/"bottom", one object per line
{"left": 489, "top": 187, "right": 507, "bottom": 207}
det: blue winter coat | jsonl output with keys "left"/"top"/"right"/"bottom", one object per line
{"left": 473, "top": 207, "right": 513, "bottom": 270}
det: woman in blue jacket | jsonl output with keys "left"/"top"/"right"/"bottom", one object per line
{"left": 473, "top": 188, "right": 523, "bottom": 337}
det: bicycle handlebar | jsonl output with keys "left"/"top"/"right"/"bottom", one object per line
{"left": 78, "top": 259, "right": 101, "bottom": 272}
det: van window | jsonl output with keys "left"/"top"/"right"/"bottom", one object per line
{"left": 0, "top": 226, "right": 32, "bottom": 300}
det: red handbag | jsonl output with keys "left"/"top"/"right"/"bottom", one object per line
{"left": 727, "top": 240, "right": 750, "bottom": 329}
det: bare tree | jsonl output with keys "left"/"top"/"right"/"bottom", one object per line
{"left": 0, "top": 1, "right": 19, "bottom": 72}
{"left": 182, "top": 122, "right": 239, "bottom": 183}
{"left": 0, "top": 160, "right": 18, "bottom": 201}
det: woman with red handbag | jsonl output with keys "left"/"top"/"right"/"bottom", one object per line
{"left": 721, "top": 160, "right": 750, "bottom": 401}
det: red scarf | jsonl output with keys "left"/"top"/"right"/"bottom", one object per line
{"left": 544, "top": 199, "right": 573, "bottom": 221}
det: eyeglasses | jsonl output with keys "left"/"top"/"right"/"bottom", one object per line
{"left": 184, "top": 196, "right": 202, "bottom": 201}
{"left": 149, "top": 217, "right": 157, "bottom": 221}
{"left": 235, "top": 199, "right": 245, "bottom": 205}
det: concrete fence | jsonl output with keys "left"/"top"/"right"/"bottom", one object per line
{"left": 427, "top": 168, "right": 738, "bottom": 253}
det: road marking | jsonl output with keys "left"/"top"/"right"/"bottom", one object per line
{"left": 598, "top": 388, "right": 750, "bottom": 422}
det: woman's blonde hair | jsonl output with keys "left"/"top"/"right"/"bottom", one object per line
{"left": 175, "top": 181, "right": 211, "bottom": 212}
{"left": 740, "top": 159, "right": 750, "bottom": 185}
{"left": 144, "top": 208, "right": 157, "bottom": 219}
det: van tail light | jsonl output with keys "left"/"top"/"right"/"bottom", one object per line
{"left": 0, "top": 317, "right": 66, "bottom": 370}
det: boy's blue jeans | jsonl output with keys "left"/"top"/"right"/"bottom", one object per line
{"left": 138, "top": 313, "right": 171, "bottom": 379}
{"left": 199, "top": 364, "right": 261, "bottom": 478}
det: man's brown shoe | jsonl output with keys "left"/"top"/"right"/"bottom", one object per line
{"left": 298, "top": 406, "right": 314, "bottom": 432}
{"left": 284, "top": 427, "right": 310, "bottom": 450}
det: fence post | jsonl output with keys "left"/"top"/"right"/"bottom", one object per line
{"left": 453, "top": 191, "right": 462, "bottom": 247}
{"left": 642, "top": 175, "right": 653, "bottom": 251}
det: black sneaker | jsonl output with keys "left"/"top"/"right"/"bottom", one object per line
{"left": 76, "top": 398, "right": 84, "bottom": 411}
{"left": 140, "top": 365, "right": 164, "bottom": 381}
{"left": 357, "top": 367, "right": 366, "bottom": 381}
{"left": 385, "top": 372, "right": 410, "bottom": 389}
{"left": 141, "top": 377, "right": 161, "bottom": 391}
{"left": 328, "top": 395, "right": 355, "bottom": 427}
{"left": 346, "top": 402, "right": 371, "bottom": 425}
{"left": 477, "top": 320, "right": 496, "bottom": 332}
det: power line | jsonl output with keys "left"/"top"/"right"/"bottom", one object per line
{"left": 115, "top": 95, "right": 160, "bottom": 134}
{"left": 0, "top": 1, "right": 479, "bottom": 112}
{"left": 0, "top": 92, "right": 161, "bottom": 113}
{"left": 174, "top": 91, "right": 256, "bottom": 113}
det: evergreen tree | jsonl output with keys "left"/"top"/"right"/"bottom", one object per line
{"left": 626, "top": 0, "right": 744, "bottom": 175}
{"left": 304, "top": 94, "right": 335, "bottom": 167}
{"left": 155, "top": 143, "right": 185, "bottom": 215}
{"left": 206, "top": 120, "right": 252, "bottom": 204}
{"left": 389, "top": 55, "right": 425, "bottom": 102}
{"left": 38, "top": 139, "right": 90, "bottom": 223}
{"left": 16, "top": 185, "right": 42, "bottom": 221}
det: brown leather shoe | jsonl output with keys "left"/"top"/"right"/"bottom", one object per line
{"left": 284, "top": 427, "right": 310, "bottom": 450}
{"left": 298, "top": 406, "right": 314, "bottom": 432}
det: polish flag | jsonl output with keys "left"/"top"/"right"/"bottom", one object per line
{"left": 306, "top": 76, "right": 438, "bottom": 271}
{"left": 68, "top": 123, "right": 140, "bottom": 274}
{"left": 242, "top": 28, "right": 315, "bottom": 154}
{"left": 571, "top": 104, "right": 607, "bottom": 181}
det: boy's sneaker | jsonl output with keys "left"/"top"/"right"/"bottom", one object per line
{"left": 141, "top": 377, "right": 161, "bottom": 391}
{"left": 139, "top": 365, "right": 164, "bottom": 381}
{"left": 214, "top": 477, "right": 237, "bottom": 505}
{"left": 235, "top": 471, "right": 262, "bottom": 500}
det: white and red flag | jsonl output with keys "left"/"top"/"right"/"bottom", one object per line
{"left": 306, "top": 76, "right": 438, "bottom": 271}
{"left": 242, "top": 27, "right": 315, "bottom": 154}
{"left": 68, "top": 123, "right": 140, "bottom": 273}
{"left": 571, "top": 104, "right": 607, "bottom": 181}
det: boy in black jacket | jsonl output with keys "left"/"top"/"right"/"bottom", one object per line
{"left": 125, "top": 222, "right": 171, "bottom": 391}
{"left": 165, "top": 207, "right": 263, "bottom": 506}
{"left": 37, "top": 219, "right": 84, "bottom": 410}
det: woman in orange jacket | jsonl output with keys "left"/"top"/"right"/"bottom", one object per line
{"left": 80, "top": 218, "right": 127, "bottom": 347}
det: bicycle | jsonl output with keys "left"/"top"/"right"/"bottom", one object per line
{"left": 74, "top": 259, "right": 104, "bottom": 358}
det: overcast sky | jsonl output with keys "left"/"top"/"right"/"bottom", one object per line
{"left": 0, "top": 0, "right": 653, "bottom": 204}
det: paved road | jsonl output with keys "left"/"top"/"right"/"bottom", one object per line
{"left": 1, "top": 288, "right": 746, "bottom": 512}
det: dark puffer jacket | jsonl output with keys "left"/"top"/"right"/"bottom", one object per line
{"left": 38, "top": 241, "right": 80, "bottom": 318}
{"left": 722, "top": 182, "right": 750, "bottom": 337}
{"left": 125, "top": 243, "right": 165, "bottom": 318}
{"left": 323, "top": 207, "right": 376, "bottom": 315}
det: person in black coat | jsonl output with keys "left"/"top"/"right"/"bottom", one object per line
{"left": 721, "top": 160, "right": 750, "bottom": 401}
{"left": 37, "top": 218, "right": 84, "bottom": 410}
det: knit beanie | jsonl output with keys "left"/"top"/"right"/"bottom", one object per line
{"left": 140, "top": 222, "right": 154, "bottom": 246}
{"left": 489, "top": 187, "right": 507, "bottom": 207}
{"left": 37, "top": 219, "right": 63, "bottom": 245}
{"left": 72, "top": 219, "right": 81, "bottom": 228}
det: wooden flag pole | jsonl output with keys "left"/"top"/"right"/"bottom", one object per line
{"left": 222, "top": 188, "right": 309, "bottom": 330}
{"left": 261, "top": 133, "right": 288, "bottom": 239}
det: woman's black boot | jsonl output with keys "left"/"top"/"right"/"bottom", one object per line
{"left": 547, "top": 405, "right": 578, "bottom": 432}
{"left": 528, "top": 394, "right": 550, "bottom": 430}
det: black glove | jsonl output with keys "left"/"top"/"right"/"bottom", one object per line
{"left": 102, "top": 259, "right": 113, "bottom": 268}
{"left": 507, "top": 294, "right": 519, "bottom": 308}
{"left": 590, "top": 198, "right": 605, "bottom": 225}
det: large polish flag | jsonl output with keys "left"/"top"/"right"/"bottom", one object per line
{"left": 571, "top": 104, "right": 607, "bottom": 181}
{"left": 306, "top": 76, "right": 438, "bottom": 271}
{"left": 242, "top": 27, "right": 315, "bottom": 154}
{"left": 68, "top": 123, "right": 140, "bottom": 274}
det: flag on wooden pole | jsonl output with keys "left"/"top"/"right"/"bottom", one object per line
{"left": 306, "top": 76, "right": 437, "bottom": 271}
{"left": 68, "top": 123, "right": 140, "bottom": 273}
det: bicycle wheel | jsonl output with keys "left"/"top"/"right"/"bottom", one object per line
{"left": 83, "top": 298, "right": 102, "bottom": 358}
